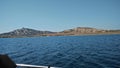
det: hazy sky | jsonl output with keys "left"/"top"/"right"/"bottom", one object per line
{"left": 0, "top": 0, "right": 120, "bottom": 33}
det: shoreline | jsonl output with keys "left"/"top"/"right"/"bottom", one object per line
{"left": 0, "top": 32, "right": 120, "bottom": 38}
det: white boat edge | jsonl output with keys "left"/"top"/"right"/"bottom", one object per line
{"left": 16, "top": 64, "right": 61, "bottom": 68}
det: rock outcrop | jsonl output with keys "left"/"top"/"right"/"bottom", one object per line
{"left": 56, "top": 27, "right": 107, "bottom": 36}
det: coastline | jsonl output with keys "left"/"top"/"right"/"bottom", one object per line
{"left": 0, "top": 32, "right": 120, "bottom": 38}
{"left": 0, "top": 27, "right": 120, "bottom": 38}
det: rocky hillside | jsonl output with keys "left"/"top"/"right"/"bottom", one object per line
{"left": 55, "top": 27, "right": 107, "bottom": 36}
{"left": 62, "top": 27, "right": 105, "bottom": 33}
{"left": 0, "top": 27, "right": 120, "bottom": 38}
{"left": 0, "top": 28, "right": 54, "bottom": 38}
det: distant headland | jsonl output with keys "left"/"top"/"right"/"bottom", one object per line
{"left": 0, "top": 27, "right": 120, "bottom": 38}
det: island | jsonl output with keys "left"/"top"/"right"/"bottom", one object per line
{"left": 0, "top": 27, "right": 120, "bottom": 38}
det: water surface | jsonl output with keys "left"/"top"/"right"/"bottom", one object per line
{"left": 0, "top": 34, "right": 120, "bottom": 68}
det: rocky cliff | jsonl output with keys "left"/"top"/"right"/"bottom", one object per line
{"left": 54, "top": 27, "right": 107, "bottom": 36}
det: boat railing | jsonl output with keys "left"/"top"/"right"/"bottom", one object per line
{"left": 0, "top": 54, "right": 61, "bottom": 68}
{"left": 16, "top": 64, "right": 60, "bottom": 68}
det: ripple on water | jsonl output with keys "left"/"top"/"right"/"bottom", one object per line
{"left": 0, "top": 34, "right": 120, "bottom": 68}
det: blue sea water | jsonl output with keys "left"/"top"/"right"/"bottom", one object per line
{"left": 0, "top": 34, "right": 120, "bottom": 68}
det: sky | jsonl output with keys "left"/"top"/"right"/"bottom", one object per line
{"left": 0, "top": 0, "right": 120, "bottom": 33}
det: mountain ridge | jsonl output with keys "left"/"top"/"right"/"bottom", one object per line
{"left": 0, "top": 27, "right": 120, "bottom": 38}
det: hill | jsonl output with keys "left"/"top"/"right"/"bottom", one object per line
{"left": 0, "top": 27, "right": 120, "bottom": 38}
{"left": 0, "top": 28, "right": 54, "bottom": 38}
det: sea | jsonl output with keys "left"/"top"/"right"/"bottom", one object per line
{"left": 0, "top": 34, "right": 120, "bottom": 68}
